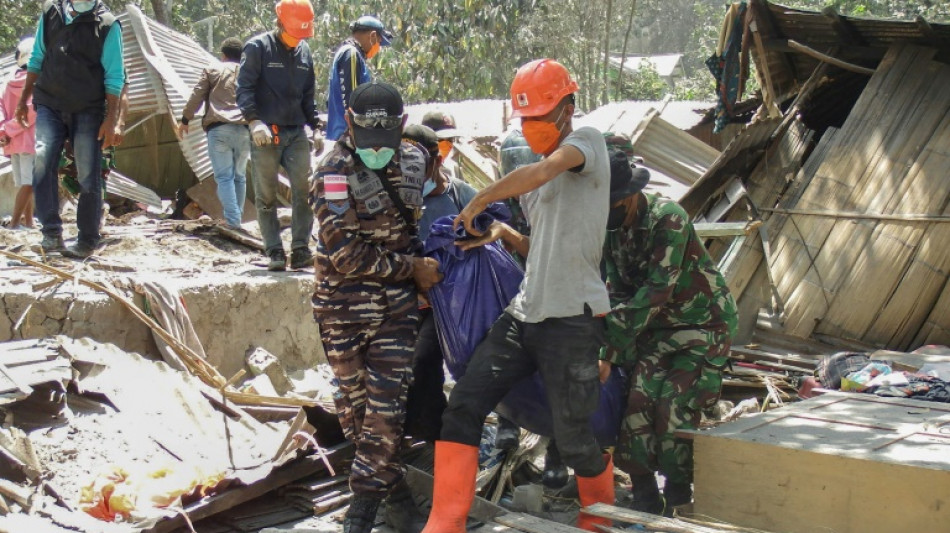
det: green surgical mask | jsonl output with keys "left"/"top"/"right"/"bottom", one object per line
{"left": 356, "top": 147, "right": 395, "bottom": 170}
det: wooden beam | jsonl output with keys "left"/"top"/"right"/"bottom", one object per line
{"left": 785, "top": 40, "right": 875, "bottom": 76}
{"left": 694, "top": 221, "right": 759, "bottom": 238}
{"left": 582, "top": 503, "right": 739, "bottom": 533}
{"left": 762, "top": 38, "right": 884, "bottom": 61}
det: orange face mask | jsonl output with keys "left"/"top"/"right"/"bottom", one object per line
{"left": 366, "top": 35, "right": 381, "bottom": 59}
{"left": 279, "top": 31, "right": 301, "bottom": 48}
{"left": 522, "top": 106, "right": 566, "bottom": 156}
{"left": 438, "top": 140, "right": 453, "bottom": 159}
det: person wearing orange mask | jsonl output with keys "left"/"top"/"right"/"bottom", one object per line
{"left": 422, "top": 110, "right": 467, "bottom": 186}
{"left": 422, "top": 59, "right": 616, "bottom": 533}
{"left": 326, "top": 16, "right": 394, "bottom": 141}
{"left": 237, "top": 0, "right": 320, "bottom": 271}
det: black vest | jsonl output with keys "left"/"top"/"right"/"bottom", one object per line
{"left": 33, "top": 0, "right": 117, "bottom": 113}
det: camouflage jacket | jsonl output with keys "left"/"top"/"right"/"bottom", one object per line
{"left": 311, "top": 139, "right": 428, "bottom": 323}
{"left": 602, "top": 194, "right": 738, "bottom": 365}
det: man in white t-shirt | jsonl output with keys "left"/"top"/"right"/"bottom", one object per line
{"left": 422, "top": 59, "right": 614, "bottom": 533}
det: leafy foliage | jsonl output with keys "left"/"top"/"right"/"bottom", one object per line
{"left": 1, "top": 0, "right": 947, "bottom": 110}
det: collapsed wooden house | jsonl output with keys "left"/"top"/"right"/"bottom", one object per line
{"left": 685, "top": 0, "right": 950, "bottom": 353}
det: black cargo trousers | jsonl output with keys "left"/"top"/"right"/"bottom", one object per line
{"left": 440, "top": 309, "right": 607, "bottom": 477}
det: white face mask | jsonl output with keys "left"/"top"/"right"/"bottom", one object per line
{"left": 71, "top": 0, "right": 97, "bottom": 13}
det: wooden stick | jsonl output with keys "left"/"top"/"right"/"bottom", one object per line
{"left": 785, "top": 39, "right": 876, "bottom": 75}
{"left": 760, "top": 207, "right": 950, "bottom": 222}
{"left": 0, "top": 249, "right": 313, "bottom": 409}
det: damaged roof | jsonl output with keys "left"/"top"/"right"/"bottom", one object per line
{"left": 751, "top": 0, "right": 950, "bottom": 102}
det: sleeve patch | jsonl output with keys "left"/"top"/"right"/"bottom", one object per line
{"left": 324, "top": 174, "right": 348, "bottom": 200}
{"left": 327, "top": 200, "right": 350, "bottom": 215}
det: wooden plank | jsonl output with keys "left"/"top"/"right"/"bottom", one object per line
{"left": 815, "top": 59, "right": 950, "bottom": 342}
{"left": 769, "top": 45, "right": 937, "bottom": 336}
{"left": 494, "top": 512, "right": 586, "bottom": 533}
{"left": 186, "top": 176, "right": 257, "bottom": 223}
{"left": 693, "top": 221, "right": 758, "bottom": 239}
{"left": 146, "top": 443, "right": 353, "bottom": 533}
{"left": 583, "top": 503, "right": 736, "bottom": 533}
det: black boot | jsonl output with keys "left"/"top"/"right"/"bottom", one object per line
{"left": 541, "top": 440, "right": 569, "bottom": 489}
{"left": 343, "top": 493, "right": 383, "bottom": 533}
{"left": 494, "top": 417, "right": 520, "bottom": 452}
{"left": 663, "top": 480, "right": 692, "bottom": 514}
{"left": 383, "top": 479, "right": 426, "bottom": 533}
{"left": 628, "top": 474, "right": 664, "bottom": 515}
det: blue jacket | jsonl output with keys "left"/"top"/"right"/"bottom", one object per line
{"left": 325, "top": 38, "right": 371, "bottom": 140}
{"left": 237, "top": 31, "right": 317, "bottom": 128}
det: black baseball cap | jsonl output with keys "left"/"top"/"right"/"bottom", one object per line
{"left": 351, "top": 16, "right": 393, "bottom": 46}
{"left": 349, "top": 81, "right": 404, "bottom": 150}
{"left": 403, "top": 124, "right": 439, "bottom": 155}
{"left": 609, "top": 149, "right": 650, "bottom": 203}
{"left": 421, "top": 110, "right": 461, "bottom": 139}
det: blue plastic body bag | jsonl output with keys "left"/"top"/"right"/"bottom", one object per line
{"left": 424, "top": 205, "right": 626, "bottom": 446}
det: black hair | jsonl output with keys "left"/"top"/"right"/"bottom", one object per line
{"left": 221, "top": 37, "right": 243, "bottom": 61}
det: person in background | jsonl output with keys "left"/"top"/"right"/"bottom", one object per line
{"left": 421, "top": 110, "right": 464, "bottom": 184}
{"left": 16, "top": 0, "right": 125, "bottom": 258}
{"left": 180, "top": 37, "right": 249, "bottom": 230}
{"left": 237, "top": 0, "right": 320, "bottom": 271}
{"left": 311, "top": 81, "right": 440, "bottom": 533}
{"left": 0, "top": 37, "right": 37, "bottom": 230}
{"left": 326, "top": 15, "right": 393, "bottom": 141}
{"left": 401, "top": 123, "right": 477, "bottom": 445}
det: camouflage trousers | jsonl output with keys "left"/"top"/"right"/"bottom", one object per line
{"left": 614, "top": 328, "right": 730, "bottom": 484}
{"left": 321, "top": 310, "right": 420, "bottom": 494}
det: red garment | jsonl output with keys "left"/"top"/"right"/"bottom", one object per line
{"left": 0, "top": 69, "right": 36, "bottom": 156}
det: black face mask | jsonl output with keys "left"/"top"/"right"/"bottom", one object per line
{"left": 607, "top": 204, "right": 627, "bottom": 230}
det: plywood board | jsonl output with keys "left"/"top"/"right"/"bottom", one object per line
{"left": 694, "top": 393, "right": 950, "bottom": 533}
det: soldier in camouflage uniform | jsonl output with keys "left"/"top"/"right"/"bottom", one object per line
{"left": 311, "top": 81, "right": 440, "bottom": 533}
{"left": 599, "top": 146, "right": 738, "bottom": 515}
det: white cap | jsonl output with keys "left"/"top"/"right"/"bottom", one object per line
{"left": 16, "top": 38, "right": 34, "bottom": 68}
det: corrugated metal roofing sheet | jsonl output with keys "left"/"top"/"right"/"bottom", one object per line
{"left": 576, "top": 100, "right": 713, "bottom": 133}
{"left": 0, "top": 4, "right": 217, "bottom": 202}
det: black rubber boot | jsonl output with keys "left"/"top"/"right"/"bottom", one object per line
{"left": 541, "top": 439, "right": 569, "bottom": 489}
{"left": 343, "top": 493, "right": 383, "bottom": 533}
{"left": 663, "top": 481, "right": 692, "bottom": 515}
{"left": 628, "top": 474, "right": 664, "bottom": 515}
{"left": 494, "top": 417, "right": 520, "bottom": 452}
{"left": 383, "top": 479, "right": 426, "bottom": 533}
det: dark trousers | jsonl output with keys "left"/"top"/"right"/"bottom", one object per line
{"left": 405, "top": 309, "right": 447, "bottom": 442}
{"left": 441, "top": 311, "right": 607, "bottom": 477}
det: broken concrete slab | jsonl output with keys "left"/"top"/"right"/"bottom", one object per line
{"left": 247, "top": 346, "right": 294, "bottom": 396}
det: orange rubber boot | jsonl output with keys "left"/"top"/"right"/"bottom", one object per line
{"left": 421, "top": 441, "right": 479, "bottom": 533}
{"left": 576, "top": 455, "right": 615, "bottom": 531}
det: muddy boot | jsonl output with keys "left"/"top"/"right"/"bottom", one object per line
{"left": 663, "top": 481, "right": 692, "bottom": 516}
{"left": 343, "top": 492, "right": 383, "bottom": 533}
{"left": 628, "top": 474, "right": 664, "bottom": 515}
{"left": 494, "top": 417, "right": 520, "bottom": 453}
{"left": 576, "top": 454, "right": 615, "bottom": 532}
{"left": 541, "top": 440, "right": 569, "bottom": 489}
{"left": 384, "top": 479, "right": 426, "bottom": 533}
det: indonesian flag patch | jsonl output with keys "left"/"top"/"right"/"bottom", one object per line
{"left": 324, "top": 174, "right": 348, "bottom": 200}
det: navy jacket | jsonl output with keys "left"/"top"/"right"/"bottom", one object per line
{"left": 237, "top": 31, "right": 318, "bottom": 128}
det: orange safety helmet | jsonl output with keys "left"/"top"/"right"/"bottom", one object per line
{"left": 276, "top": 0, "right": 315, "bottom": 40}
{"left": 509, "top": 59, "right": 579, "bottom": 118}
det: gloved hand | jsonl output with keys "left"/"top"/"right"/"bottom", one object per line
{"left": 311, "top": 129, "right": 325, "bottom": 155}
{"left": 250, "top": 120, "right": 272, "bottom": 147}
